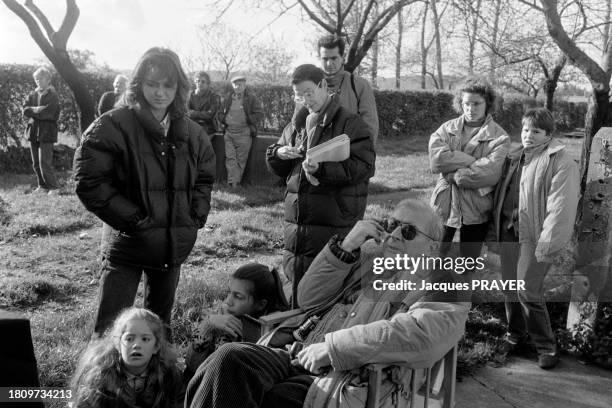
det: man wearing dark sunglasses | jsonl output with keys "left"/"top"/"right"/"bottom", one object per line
{"left": 186, "top": 199, "right": 469, "bottom": 408}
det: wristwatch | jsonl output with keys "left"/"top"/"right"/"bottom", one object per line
{"left": 328, "top": 234, "right": 360, "bottom": 263}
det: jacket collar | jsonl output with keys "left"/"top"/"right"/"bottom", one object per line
{"left": 509, "top": 138, "right": 566, "bottom": 161}
{"left": 194, "top": 88, "right": 212, "bottom": 98}
{"left": 230, "top": 88, "right": 249, "bottom": 100}
{"left": 131, "top": 103, "right": 188, "bottom": 145}
{"left": 448, "top": 114, "right": 497, "bottom": 141}
{"left": 36, "top": 85, "right": 55, "bottom": 96}
{"left": 544, "top": 138, "right": 566, "bottom": 155}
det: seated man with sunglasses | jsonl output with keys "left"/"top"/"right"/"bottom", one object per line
{"left": 186, "top": 198, "right": 470, "bottom": 408}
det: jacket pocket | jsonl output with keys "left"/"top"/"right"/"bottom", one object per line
{"left": 464, "top": 188, "right": 493, "bottom": 224}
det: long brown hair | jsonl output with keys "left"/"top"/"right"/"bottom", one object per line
{"left": 123, "top": 47, "right": 190, "bottom": 119}
{"left": 70, "top": 308, "right": 180, "bottom": 408}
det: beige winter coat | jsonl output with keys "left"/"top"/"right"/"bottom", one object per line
{"left": 429, "top": 115, "right": 510, "bottom": 227}
{"left": 493, "top": 139, "right": 580, "bottom": 262}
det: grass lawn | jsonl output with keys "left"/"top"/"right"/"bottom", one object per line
{"left": 0, "top": 135, "right": 584, "bottom": 396}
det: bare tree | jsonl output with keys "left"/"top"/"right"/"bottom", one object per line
{"left": 196, "top": 23, "right": 253, "bottom": 80}
{"left": 488, "top": 0, "right": 504, "bottom": 80}
{"left": 395, "top": 8, "right": 404, "bottom": 88}
{"left": 430, "top": 0, "right": 446, "bottom": 89}
{"left": 452, "top": 0, "right": 483, "bottom": 74}
{"left": 524, "top": 0, "right": 612, "bottom": 191}
{"left": 285, "top": 0, "right": 420, "bottom": 71}
{"left": 248, "top": 42, "right": 296, "bottom": 84}
{"left": 420, "top": 2, "right": 433, "bottom": 88}
{"left": 3, "top": 0, "right": 95, "bottom": 133}
{"left": 370, "top": 2, "right": 380, "bottom": 88}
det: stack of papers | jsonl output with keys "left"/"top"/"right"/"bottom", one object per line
{"left": 306, "top": 134, "right": 350, "bottom": 164}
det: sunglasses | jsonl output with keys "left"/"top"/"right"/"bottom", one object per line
{"left": 379, "top": 218, "right": 434, "bottom": 241}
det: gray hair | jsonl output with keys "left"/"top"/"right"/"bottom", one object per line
{"left": 394, "top": 199, "right": 444, "bottom": 242}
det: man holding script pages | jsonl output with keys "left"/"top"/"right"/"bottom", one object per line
{"left": 266, "top": 64, "right": 375, "bottom": 307}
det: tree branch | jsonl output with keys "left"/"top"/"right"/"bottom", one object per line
{"left": 367, "top": 0, "right": 418, "bottom": 39}
{"left": 353, "top": 0, "right": 377, "bottom": 50}
{"left": 308, "top": 0, "right": 336, "bottom": 28}
{"left": 2, "top": 0, "right": 55, "bottom": 58}
{"left": 518, "top": 0, "right": 543, "bottom": 12}
{"left": 24, "top": 0, "right": 55, "bottom": 39}
{"left": 297, "top": 0, "right": 335, "bottom": 32}
{"left": 53, "top": 0, "right": 79, "bottom": 50}
{"left": 341, "top": 0, "right": 357, "bottom": 21}
{"left": 540, "top": 0, "right": 607, "bottom": 88}
{"left": 248, "top": 1, "right": 299, "bottom": 41}
{"left": 336, "top": 0, "right": 342, "bottom": 33}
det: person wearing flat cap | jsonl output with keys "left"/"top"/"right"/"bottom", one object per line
{"left": 219, "top": 75, "right": 264, "bottom": 187}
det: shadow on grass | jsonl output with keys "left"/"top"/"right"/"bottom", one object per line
{"left": 0, "top": 279, "right": 83, "bottom": 308}
{"left": 368, "top": 182, "right": 407, "bottom": 195}
{"left": 20, "top": 220, "right": 96, "bottom": 237}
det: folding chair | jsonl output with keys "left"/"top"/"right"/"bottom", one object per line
{"left": 364, "top": 344, "right": 457, "bottom": 408}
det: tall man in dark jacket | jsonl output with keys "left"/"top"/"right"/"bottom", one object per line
{"left": 23, "top": 67, "right": 60, "bottom": 194}
{"left": 266, "top": 64, "right": 375, "bottom": 306}
{"left": 220, "top": 76, "right": 264, "bottom": 187}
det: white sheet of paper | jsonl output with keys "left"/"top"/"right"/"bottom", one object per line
{"left": 306, "top": 134, "right": 350, "bottom": 164}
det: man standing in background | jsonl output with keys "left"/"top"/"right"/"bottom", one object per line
{"left": 220, "top": 76, "right": 264, "bottom": 187}
{"left": 23, "top": 67, "right": 60, "bottom": 195}
{"left": 188, "top": 71, "right": 221, "bottom": 138}
{"left": 97, "top": 74, "right": 128, "bottom": 116}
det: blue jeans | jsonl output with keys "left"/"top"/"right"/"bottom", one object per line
{"left": 93, "top": 258, "right": 181, "bottom": 337}
{"left": 499, "top": 226, "right": 556, "bottom": 354}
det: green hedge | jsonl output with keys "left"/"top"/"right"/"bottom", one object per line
{"left": 0, "top": 63, "right": 588, "bottom": 152}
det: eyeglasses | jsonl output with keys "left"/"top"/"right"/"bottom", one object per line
{"left": 379, "top": 218, "right": 435, "bottom": 241}
{"left": 293, "top": 81, "right": 323, "bottom": 103}
{"left": 293, "top": 90, "right": 316, "bottom": 103}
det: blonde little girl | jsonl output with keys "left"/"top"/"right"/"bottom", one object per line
{"left": 71, "top": 307, "right": 183, "bottom": 407}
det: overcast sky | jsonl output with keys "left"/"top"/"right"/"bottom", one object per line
{"left": 0, "top": 0, "right": 316, "bottom": 71}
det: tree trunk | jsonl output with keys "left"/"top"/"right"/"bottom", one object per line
{"left": 396, "top": 8, "right": 403, "bottom": 89}
{"left": 370, "top": 1, "right": 379, "bottom": 88}
{"left": 543, "top": 55, "right": 567, "bottom": 111}
{"left": 52, "top": 52, "right": 95, "bottom": 133}
{"left": 371, "top": 36, "right": 378, "bottom": 88}
{"left": 468, "top": 0, "right": 482, "bottom": 74}
{"left": 581, "top": 90, "right": 612, "bottom": 192}
{"left": 430, "top": 0, "right": 444, "bottom": 89}
{"left": 489, "top": 0, "right": 503, "bottom": 81}
{"left": 420, "top": 2, "right": 430, "bottom": 89}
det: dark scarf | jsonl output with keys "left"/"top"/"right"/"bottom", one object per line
{"left": 324, "top": 69, "right": 345, "bottom": 92}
